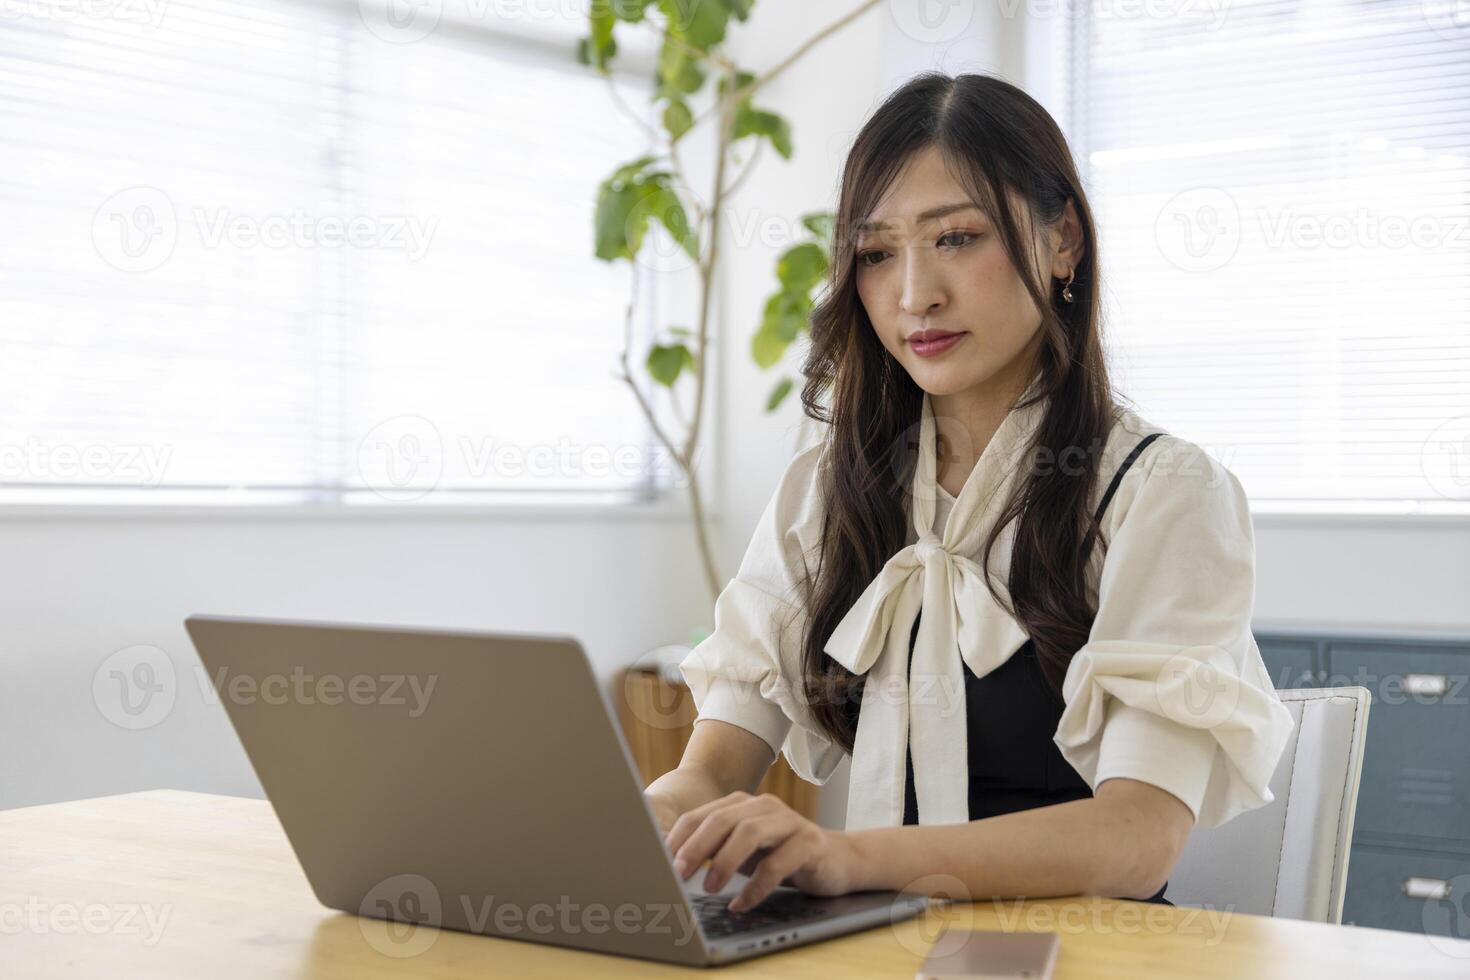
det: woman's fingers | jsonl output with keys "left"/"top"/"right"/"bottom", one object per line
{"left": 735, "top": 848, "right": 774, "bottom": 878}
{"left": 664, "top": 790, "right": 750, "bottom": 857}
{"left": 667, "top": 792, "right": 764, "bottom": 878}
{"left": 729, "top": 833, "right": 812, "bottom": 912}
{"left": 662, "top": 791, "right": 829, "bottom": 913}
{"left": 701, "top": 813, "right": 789, "bottom": 893}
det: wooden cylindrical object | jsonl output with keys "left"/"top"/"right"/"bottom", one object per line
{"left": 615, "top": 666, "right": 818, "bottom": 821}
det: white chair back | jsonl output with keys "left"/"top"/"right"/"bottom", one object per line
{"left": 1165, "top": 686, "right": 1371, "bottom": 923}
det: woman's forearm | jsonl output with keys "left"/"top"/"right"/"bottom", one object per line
{"left": 840, "top": 794, "right": 1171, "bottom": 901}
{"left": 643, "top": 761, "right": 735, "bottom": 818}
{"left": 643, "top": 719, "right": 776, "bottom": 824}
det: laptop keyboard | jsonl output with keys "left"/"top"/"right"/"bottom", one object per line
{"left": 689, "top": 890, "right": 833, "bottom": 938}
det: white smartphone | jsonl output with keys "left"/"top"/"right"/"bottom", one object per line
{"left": 914, "top": 926, "right": 1060, "bottom": 980}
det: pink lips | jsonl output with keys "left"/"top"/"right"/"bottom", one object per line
{"left": 909, "top": 332, "right": 966, "bottom": 357}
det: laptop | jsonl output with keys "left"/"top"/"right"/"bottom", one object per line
{"left": 183, "top": 614, "right": 930, "bottom": 966}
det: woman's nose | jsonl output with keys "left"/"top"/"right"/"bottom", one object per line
{"left": 898, "top": 249, "right": 946, "bottom": 316}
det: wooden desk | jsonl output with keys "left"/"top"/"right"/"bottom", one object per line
{"left": 4, "top": 791, "right": 1467, "bottom": 978}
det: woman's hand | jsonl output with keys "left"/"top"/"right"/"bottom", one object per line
{"left": 664, "top": 791, "right": 857, "bottom": 913}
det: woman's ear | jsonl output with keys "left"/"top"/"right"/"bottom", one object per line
{"left": 1050, "top": 198, "right": 1085, "bottom": 278}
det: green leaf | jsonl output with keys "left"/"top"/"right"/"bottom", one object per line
{"left": 581, "top": 5, "right": 618, "bottom": 71}
{"left": 662, "top": 97, "right": 694, "bottom": 141}
{"left": 721, "top": 0, "right": 754, "bottom": 21}
{"left": 658, "top": 0, "right": 729, "bottom": 49}
{"left": 594, "top": 162, "right": 699, "bottom": 263}
{"left": 595, "top": 181, "right": 641, "bottom": 261}
{"left": 576, "top": 35, "right": 619, "bottom": 70}
{"left": 647, "top": 342, "right": 696, "bottom": 387}
{"left": 777, "top": 242, "right": 827, "bottom": 291}
{"left": 656, "top": 40, "right": 705, "bottom": 98}
{"left": 643, "top": 178, "right": 700, "bottom": 262}
{"left": 751, "top": 289, "right": 811, "bottom": 367}
{"left": 765, "top": 376, "right": 793, "bottom": 412}
{"left": 717, "top": 69, "right": 757, "bottom": 102}
{"left": 750, "top": 319, "right": 786, "bottom": 369}
{"left": 611, "top": 154, "right": 659, "bottom": 185}
{"left": 772, "top": 291, "right": 810, "bottom": 341}
{"left": 733, "top": 105, "right": 793, "bottom": 159}
{"left": 800, "top": 211, "right": 835, "bottom": 250}
{"left": 666, "top": 325, "right": 694, "bottom": 338}
{"left": 751, "top": 292, "right": 808, "bottom": 368}
{"left": 609, "top": 0, "right": 652, "bottom": 22}
{"left": 749, "top": 213, "right": 835, "bottom": 378}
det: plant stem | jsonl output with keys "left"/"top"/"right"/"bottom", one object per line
{"left": 721, "top": 138, "right": 764, "bottom": 200}
{"left": 690, "top": 0, "right": 882, "bottom": 132}
{"left": 615, "top": 264, "right": 721, "bottom": 600}
{"left": 675, "top": 64, "right": 738, "bottom": 602}
{"left": 618, "top": 264, "right": 683, "bottom": 476}
{"left": 741, "top": 0, "right": 883, "bottom": 101}
{"left": 602, "top": 73, "right": 659, "bottom": 143}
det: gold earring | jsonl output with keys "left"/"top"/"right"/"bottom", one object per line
{"left": 1061, "top": 268, "right": 1075, "bottom": 303}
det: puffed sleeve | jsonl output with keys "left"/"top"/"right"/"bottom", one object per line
{"left": 1053, "top": 432, "right": 1296, "bottom": 828}
{"left": 677, "top": 439, "right": 849, "bottom": 784}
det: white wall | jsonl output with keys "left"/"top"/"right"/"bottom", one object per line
{"left": 0, "top": 507, "right": 710, "bottom": 810}
{"left": 1252, "top": 514, "right": 1470, "bottom": 632}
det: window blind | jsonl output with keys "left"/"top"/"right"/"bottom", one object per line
{"left": 0, "top": 0, "right": 664, "bottom": 505}
{"left": 1067, "top": 0, "right": 1470, "bottom": 513}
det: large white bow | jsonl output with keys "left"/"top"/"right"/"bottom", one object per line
{"left": 823, "top": 388, "right": 1049, "bottom": 830}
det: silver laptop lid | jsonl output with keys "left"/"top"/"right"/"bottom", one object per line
{"left": 184, "top": 614, "right": 714, "bottom": 965}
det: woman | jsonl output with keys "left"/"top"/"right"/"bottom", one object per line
{"left": 644, "top": 72, "right": 1294, "bottom": 916}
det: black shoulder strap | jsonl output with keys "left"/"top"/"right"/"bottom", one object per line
{"left": 1083, "top": 431, "right": 1165, "bottom": 559}
{"left": 1092, "top": 431, "right": 1165, "bottom": 524}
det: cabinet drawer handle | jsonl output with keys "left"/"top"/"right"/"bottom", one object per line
{"left": 1402, "top": 876, "right": 1452, "bottom": 900}
{"left": 1403, "top": 674, "right": 1449, "bottom": 698}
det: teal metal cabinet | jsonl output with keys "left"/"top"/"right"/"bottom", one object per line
{"left": 1257, "top": 637, "right": 1319, "bottom": 689}
{"left": 1340, "top": 843, "right": 1470, "bottom": 937}
{"left": 1254, "top": 628, "right": 1470, "bottom": 936}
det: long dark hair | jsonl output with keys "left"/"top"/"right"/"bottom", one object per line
{"left": 794, "top": 71, "right": 1118, "bottom": 755}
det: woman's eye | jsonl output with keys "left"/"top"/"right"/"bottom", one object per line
{"left": 858, "top": 231, "right": 977, "bottom": 268}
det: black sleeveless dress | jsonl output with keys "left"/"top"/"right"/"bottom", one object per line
{"left": 839, "top": 431, "right": 1174, "bottom": 906}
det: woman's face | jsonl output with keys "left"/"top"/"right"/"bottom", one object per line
{"left": 854, "top": 144, "right": 1068, "bottom": 403}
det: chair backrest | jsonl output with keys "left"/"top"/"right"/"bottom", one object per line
{"left": 1164, "top": 686, "right": 1371, "bottom": 923}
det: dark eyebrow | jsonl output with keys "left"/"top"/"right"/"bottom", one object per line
{"left": 856, "top": 202, "right": 981, "bottom": 234}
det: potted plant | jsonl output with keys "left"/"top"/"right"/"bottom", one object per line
{"left": 582, "top": 0, "right": 880, "bottom": 603}
{"left": 584, "top": 3, "right": 879, "bottom": 807}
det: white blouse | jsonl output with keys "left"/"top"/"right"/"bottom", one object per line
{"left": 679, "top": 386, "right": 1296, "bottom": 832}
